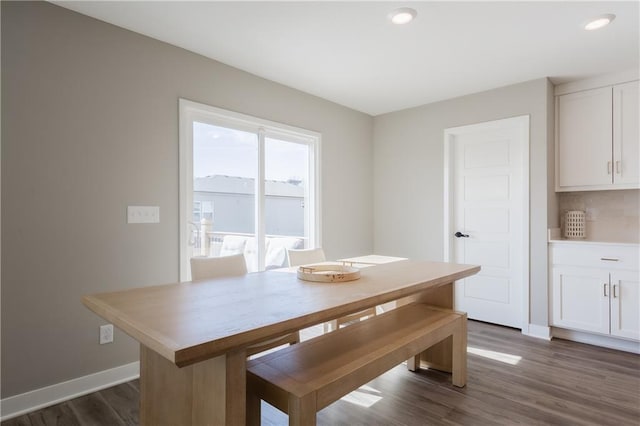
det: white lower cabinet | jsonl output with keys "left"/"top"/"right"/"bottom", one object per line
{"left": 610, "top": 270, "right": 640, "bottom": 340}
{"left": 552, "top": 266, "right": 610, "bottom": 334}
{"left": 550, "top": 242, "right": 639, "bottom": 342}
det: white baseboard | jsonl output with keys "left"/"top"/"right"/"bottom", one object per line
{"left": 0, "top": 362, "right": 140, "bottom": 421}
{"left": 522, "top": 323, "right": 551, "bottom": 340}
{"left": 552, "top": 327, "right": 640, "bottom": 354}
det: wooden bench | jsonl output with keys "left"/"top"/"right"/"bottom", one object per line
{"left": 246, "top": 303, "right": 467, "bottom": 426}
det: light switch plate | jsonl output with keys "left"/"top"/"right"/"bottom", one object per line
{"left": 127, "top": 206, "right": 160, "bottom": 224}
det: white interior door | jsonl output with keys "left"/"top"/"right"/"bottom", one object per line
{"left": 445, "top": 116, "right": 529, "bottom": 329}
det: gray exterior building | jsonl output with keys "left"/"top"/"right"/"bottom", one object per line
{"left": 193, "top": 175, "right": 306, "bottom": 237}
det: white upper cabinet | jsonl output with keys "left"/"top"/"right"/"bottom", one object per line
{"left": 613, "top": 81, "right": 639, "bottom": 185}
{"left": 557, "top": 87, "right": 612, "bottom": 188}
{"left": 556, "top": 80, "right": 639, "bottom": 191}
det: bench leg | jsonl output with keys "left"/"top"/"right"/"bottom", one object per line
{"left": 323, "top": 319, "right": 338, "bottom": 333}
{"left": 407, "top": 354, "right": 421, "bottom": 372}
{"left": 451, "top": 315, "right": 467, "bottom": 388}
{"left": 246, "top": 389, "right": 262, "bottom": 426}
{"left": 288, "top": 393, "right": 316, "bottom": 426}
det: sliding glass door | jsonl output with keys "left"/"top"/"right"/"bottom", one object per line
{"left": 179, "top": 100, "right": 321, "bottom": 279}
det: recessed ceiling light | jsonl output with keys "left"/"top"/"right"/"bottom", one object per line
{"left": 584, "top": 14, "right": 616, "bottom": 31}
{"left": 389, "top": 7, "right": 417, "bottom": 25}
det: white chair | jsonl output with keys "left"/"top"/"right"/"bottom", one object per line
{"left": 190, "top": 253, "right": 248, "bottom": 280}
{"left": 190, "top": 254, "right": 300, "bottom": 357}
{"left": 286, "top": 248, "right": 326, "bottom": 267}
{"left": 287, "top": 248, "right": 376, "bottom": 332}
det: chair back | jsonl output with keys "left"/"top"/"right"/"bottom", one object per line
{"left": 190, "top": 254, "right": 248, "bottom": 281}
{"left": 287, "top": 248, "right": 326, "bottom": 267}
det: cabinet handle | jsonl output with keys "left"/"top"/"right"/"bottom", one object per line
{"left": 615, "top": 160, "right": 621, "bottom": 174}
{"left": 603, "top": 283, "right": 608, "bottom": 297}
{"left": 613, "top": 284, "right": 618, "bottom": 298}
{"left": 600, "top": 257, "right": 619, "bottom": 262}
{"left": 607, "top": 161, "right": 612, "bottom": 175}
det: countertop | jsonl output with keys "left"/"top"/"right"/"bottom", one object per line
{"left": 548, "top": 239, "right": 639, "bottom": 247}
{"left": 548, "top": 228, "right": 639, "bottom": 246}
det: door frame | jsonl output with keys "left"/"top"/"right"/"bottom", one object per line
{"left": 443, "top": 115, "right": 530, "bottom": 331}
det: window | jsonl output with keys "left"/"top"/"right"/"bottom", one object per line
{"left": 179, "top": 99, "right": 321, "bottom": 279}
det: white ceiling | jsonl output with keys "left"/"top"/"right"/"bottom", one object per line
{"left": 53, "top": 1, "right": 639, "bottom": 116}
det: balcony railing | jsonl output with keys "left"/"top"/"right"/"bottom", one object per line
{"left": 191, "top": 221, "right": 306, "bottom": 271}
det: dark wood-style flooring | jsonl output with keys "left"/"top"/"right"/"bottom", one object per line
{"left": 3, "top": 320, "right": 639, "bottom": 426}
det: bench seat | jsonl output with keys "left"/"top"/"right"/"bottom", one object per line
{"left": 246, "top": 303, "right": 467, "bottom": 426}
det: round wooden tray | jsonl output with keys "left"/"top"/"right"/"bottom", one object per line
{"left": 297, "top": 264, "right": 361, "bottom": 283}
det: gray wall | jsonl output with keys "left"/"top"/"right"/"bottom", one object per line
{"left": 373, "top": 78, "right": 556, "bottom": 328}
{"left": 1, "top": 1, "right": 3, "bottom": 392}
{"left": 1, "top": 0, "right": 561, "bottom": 400}
{"left": 1, "top": 2, "right": 373, "bottom": 398}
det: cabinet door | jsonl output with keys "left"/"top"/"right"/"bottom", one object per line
{"left": 551, "top": 266, "right": 610, "bottom": 334}
{"left": 557, "top": 87, "right": 613, "bottom": 189}
{"left": 610, "top": 270, "right": 640, "bottom": 340}
{"left": 613, "top": 81, "right": 639, "bottom": 186}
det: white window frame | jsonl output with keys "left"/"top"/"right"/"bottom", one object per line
{"left": 179, "top": 99, "right": 322, "bottom": 280}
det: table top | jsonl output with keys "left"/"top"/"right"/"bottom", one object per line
{"left": 338, "top": 255, "right": 408, "bottom": 265}
{"left": 83, "top": 260, "right": 479, "bottom": 367}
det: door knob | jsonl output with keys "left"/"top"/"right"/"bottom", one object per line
{"left": 454, "top": 232, "right": 469, "bottom": 238}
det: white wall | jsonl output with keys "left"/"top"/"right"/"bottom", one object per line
{"left": 373, "top": 78, "right": 556, "bottom": 327}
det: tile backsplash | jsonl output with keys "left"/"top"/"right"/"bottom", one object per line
{"left": 558, "top": 190, "right": 639, "bottom": 243}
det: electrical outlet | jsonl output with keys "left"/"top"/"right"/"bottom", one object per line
{"left": 585, "top": 207, "right": 595, "bottom": 221}
{"left": 100, "top": 324, "right": 114, "bottom": 344}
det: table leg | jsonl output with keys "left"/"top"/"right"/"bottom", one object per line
{"left": 451, "top": 313, "right": 468, "bottom": 387}
{"left": 399, "top": 282, "right": 457, "bottom": 373}
{"left": 140, "top": 344, "right": 246, "bottom": 425}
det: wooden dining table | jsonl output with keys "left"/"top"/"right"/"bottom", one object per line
{"left": 82, "top": 259, "right": 479, "bottom": 426}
